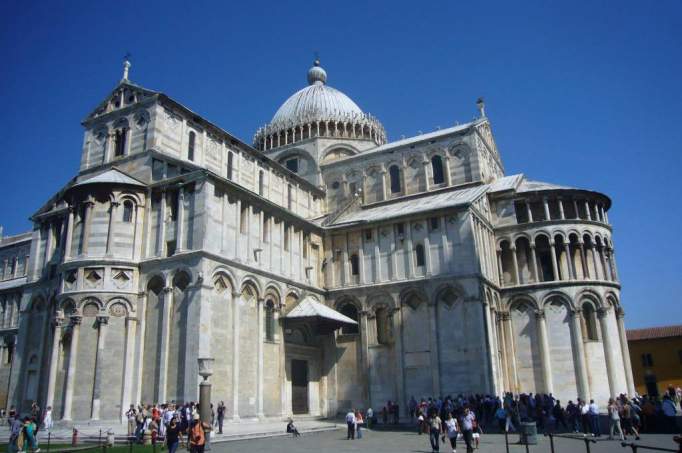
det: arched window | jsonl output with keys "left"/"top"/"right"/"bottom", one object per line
{"left": 340, "top": 303, "right": 359, "bottom": 334}
{"left": 122, "top": 200, "right": 134, "bottom": 223}
{"left": 259, "top": 170, "right": 265, "bottom": 196}
{"left": 415, "top": 243, "right": 425, "bottom": 267}
{"left": 582, "top": 303, "right": 599, "bottom": 340}
{"left": 188, "top": 131, "right": 196, "bottom": 161}
{"left": 389, "top": 165, "right": 401, "bottom": 194}
{"left": 264, "top": 300, "right": 275, "bottom": 341}
{"left": 227, "top": 152, "right": 234, "bottom": 180}
{"left": 350, "top": 254, "right": 359, "bottom": 275}
{"left": 114, "top": 128, "right": 127, "bottom": 157}
{"left": 431, "top": 155, "right": 445, "bottom": 185}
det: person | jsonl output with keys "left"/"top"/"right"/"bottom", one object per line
{"left": 443, "top": 412, "right": 459, "bottom": 453}
{"left": 355, "top": 410, "right": 364, "bottom": 439}
{"left": 42, "top": 406, "right": 53, "bottom": 433}
{"left": 621, "top": 400, "right": 640, "bottom": 440}
{"left": 216, "top": 401, "right": 225, "bottom": 434}
{"left": 166, "top": 418, "right": 183, "bottom": 453}
{"left": 346, "top": 409, "right": 356, "bottom": 440}
{"left": 662, "top": 394, "right": 678, "bottom": 434}
{"left": 188, "top": 414, "right": 206, "bottom": 453}
{"left": 366, "top": 407, "right": 374, "bottom": 429}
{"left": 418, "top": 411, "right": 426, "bottom": 435}
{"left": 553, "top": 400, "right": 568, "bottom": 432}
{"left": 393, "top": 402, "right": 400, "bottom": 424}
{"left": 427, "top": 411, "right": 442, "bottom": 453}
{"left": 471, "top": 410, "right": 482, "bottom": 449}
{"left": 286, "top": 418, "right": 301, "bottom": 437}
{"left": 24, "top": 417, "right": 39, "bottom": 452}
{"left": 461, "top": 407, "right": 476, "bottom": 453}
{"left": 409, "top": 396, "right": 418, "bottom": 421}
{"left": 607, "top": 398, "right": 624, "bottom": 441}
{"left": 8, "top": 406, "right": 17, "bottom": 427}
{"left": 588, "top": 399, "right": 600, "bottom": 437}
{"left": 495, "top": 405, "right": 507, "bottom": 432}
{"left": 8, "top": 416, "right": 23, "bottom": 453}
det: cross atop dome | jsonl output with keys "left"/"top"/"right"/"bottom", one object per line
{"left": 122, "top": 52, "right": 132, "bottom": 81}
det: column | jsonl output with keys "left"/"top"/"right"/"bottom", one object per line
{"left": 157, "top": 191, "right": 167, "bottom": 256}
{"left": 62, "top": 314, "right": 82, "bottom": 421}
{"left": 616, "top": 308, "right": 636, "bottom": 396}
{"left": 91, "top": 314, "right": 109, "bottom": 420}
{"left": 609, "top": 248, "right": 619, "bottom": 281}
{"left": 573, "top": 199, "right": 580, "bottom": 219}
{"left": 423, "top": 234, "right": 432, "bottom": 275}
{"left": 578, "top": 242, "right": 589, "bottom": 279}
{"left": 405, "top": 222, "right": 415, "bottom": 278}
{"left": 570, "top": 309, "right": 590, "bottom": 400}
{"left": 543, "top": 197, "right": 551, "bottom": 220}
{"left": 428, "top": 302, "right": 440, "bottom": 396}
{"left": 558, "top": 199, "right": 565, "bottom": 220}
{"left": 176, "top": 187, "right": 185, "bottom": 253}
{"left": 483, "top": 302, "right": 500, "bottom": 395}
{"left": 45, "top": 312, "right": 65, "bottom": 410}
{"left": 44, "top": 222, "right": 55, "bottom": 265}
{"left": 502, "top": 313, "right": 519, "bottom": 392}
{"left": 510, "top": 245, "right": 520, "bottom": 285}
{"left": 64, "top": 207, "right": 74, "bottom": 260}
{"left": 564, "top": 243, "right": 575, "bottom": 280}
{"left": 234, "top": 199, "right": 241, "bottom": 260}
{"left": 496, "top": 313, "right": 510, "bottom": 391}
{"left": 232, "top": 291, "right": 241, "bottom": 420}
{"left": 584, "top": 201, "right": 592, "bottom": 220}
{"left": 158, "top": 287, "right": 173, "bottom": 403}
{"left": 591, "top": 244, "right": 601, "bottom": 280}
{"left": 256, "top": 298, "right": 264, "bottom": 418}
{"left": 358, "top": 243, "right": 365, "bottom": 285}
{"left": 549, "top": 241, "right": 559, "bottom": 281}
{"left": 525, "top": 201, "right": 533, "bottom": 222}
{"left": 392, "top": 307, "right": 406, "bottom": 414}
{"left": 359, "top": 311, "right": 371, "bottom": 405}
{"left": 535, "top": 310, "right": 554, "bottom": 394}
{"left": 81, "top": 198, "right": 95, "bottom": 255}
{"left": 496, "top": 250, "right": 504, "bottom": 286}
{"left": 529, "top": 244, "right": 539, "bottom": 283}
{"left": 380, "top": 170, "right": 388, "bottom": 201}
{"left": 120, "top": 316, "right": 137, "bottom": 421}
{"left": 423, "top": 159, "right": 431, "bottom": 191}
{"left": 105, "top": 201, "right": 119, "bottom": 256}
{"left": 600, "top": 246, "right": 611, "bottom": 281}
{"left": 373, "top": 227, "right": 381, "bottom": 283}
{"left": 598, "top": 308, "right": 616, "bottom": 397}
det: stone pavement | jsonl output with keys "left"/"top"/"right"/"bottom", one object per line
{"left": 0, "top": 418, "right": 339, "bottom": 443}
{"left": 211, "top": 429, "right": 681, "bottom": 453}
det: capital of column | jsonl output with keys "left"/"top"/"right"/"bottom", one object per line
{"left": 616, "top": 307, "right": 625, "bottom": 319}
{"left": 597, "top": 307, "right": 610, "bottom": 319}
{"left": 53, "top": 314, "right": 65, "bottom": 327}
{"left": 110, "top": 200, "right": 120, "bottom": 208}
{"left": 84, "top": 197, "right": 96, "bottom": 206}
{"left": 534, "top": 309, "right": 546, "bottom": 320}
{"left": 163, "top": 286, "right": 173, "bottom": 294}
{"left": 96, "top": 315, "right": 109, "bottom": 325}
{"left": 571, "top": 307, "right": 583, "bottom": 317}
{"left": 125, "top": 316, "right": 138, "bottom": 324}
{"left": 70, "top": 315, "right": 83, "bottom": 326}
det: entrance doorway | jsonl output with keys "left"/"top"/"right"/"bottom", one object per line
{"left": 291, "top": 359, "right": 309, "bottom": 414}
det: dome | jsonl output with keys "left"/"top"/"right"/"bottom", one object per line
{"left": 270, "top": 60, "right": 363, "bottom": 128}
{"left": 254, "top": 60, "right": 386, "bottom": 151}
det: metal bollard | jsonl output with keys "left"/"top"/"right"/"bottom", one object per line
{"left": 47, "top": 431, "right": 51, "bottom": 453}
{"left": 583, "top": 434, "right": 592, "bottom": 453}
{"left": 505, "top": 429, "right": 510, "bottom": 453}
{"left": 548, "top": 433, "right": 555, "bottom": 453}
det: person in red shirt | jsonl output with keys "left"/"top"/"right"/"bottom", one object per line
{"left": 189, "top": 415, "right": 206, "bottom": 453}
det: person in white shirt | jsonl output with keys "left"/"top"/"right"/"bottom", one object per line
{"left": 346, "top": 410, "right": 356, "bottom": 440}
{"left": 443, "top": 412, "right": 459, "bottom": 453}
{"left": 366, "top": 407, "right": 374, "bottom": 429}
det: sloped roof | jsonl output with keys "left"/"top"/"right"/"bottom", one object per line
{"left": 284, "top": 297, "right": 357, "bottom": 325}
{"left": 487, "top": 174, "right": 524, "bottom": 193}
{"left": 72, "top": 168, "right": 146, "bottom": 188}
{"left": 627, "top": 325, "right": 682, "bottom": 341}
{"left": 329, "top": 184, "right": 487, "bottom": 226}
{"left": 517, "top": 179, "right": 575, "bottom": 193}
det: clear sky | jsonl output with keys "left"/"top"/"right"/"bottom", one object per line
{"left": 1, "top": 1, "right": 680, "bottom": 328}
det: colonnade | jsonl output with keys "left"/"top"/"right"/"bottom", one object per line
{"left": 495, "top": 302, "right": 635, "bottom": 400}
{"left": 515, "top": 196, "right": 609, "bottom": 225}
{"left": 256, "top": 115, "right": 386, "bottom": 151}
{"left": 497, "top": 232, "right": 618, "bottom": 287}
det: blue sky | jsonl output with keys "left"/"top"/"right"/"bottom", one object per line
{"left": 1, "top": 1, "right": 680, "bottom": 328}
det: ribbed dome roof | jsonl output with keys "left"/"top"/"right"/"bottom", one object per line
{"left": 270, "top": 60, "right": 363, "bottom": 128}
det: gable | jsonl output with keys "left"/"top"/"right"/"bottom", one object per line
{"left": 83, "top": 80, "right": 158, "bottom": 123}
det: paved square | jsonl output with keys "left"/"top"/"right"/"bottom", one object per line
{"left": 213, "top": 429, "right": 680, "bottom": 453}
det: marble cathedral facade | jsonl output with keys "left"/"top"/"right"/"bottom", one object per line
{"left": 1, "top": 59, "right": 634, "bottom": 421}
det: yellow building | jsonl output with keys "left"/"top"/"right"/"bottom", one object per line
{"left": 627, "top": 325, "right": 682, "bottom": 396}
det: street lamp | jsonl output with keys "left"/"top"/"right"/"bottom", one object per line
{"left": 198, "top": 357, "right": 214, "bottom": 449}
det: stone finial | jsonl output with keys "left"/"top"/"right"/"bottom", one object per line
{"left": 476, "top": 97, "right": 486, "bottom": 118}
{"left": 122, "top": 53, "right": 131, "bottom": 81}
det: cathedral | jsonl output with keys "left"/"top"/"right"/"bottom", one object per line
{"left": 0, "top": 58, "right": 634, "bottom": 422}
